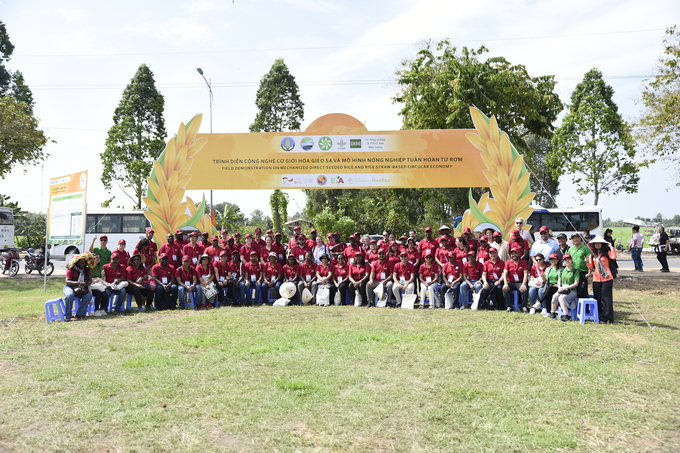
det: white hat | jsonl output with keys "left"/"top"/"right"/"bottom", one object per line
{"left": 439, "top": 224, "right": 451, "bottom": 231}
{"left": 280, "top": 282, "right": 297, "bottom": 299}
{"left": 301, "top": 288, "right": 313, "bottom": 304}
{"left": 273, "top": 298, "right": 290, "bottom": 307}
{"left": 374, "top": 282, "right": 384, "bottom": 300}
{"left": 589, "top": 235, "right": 609, "bottom": 245}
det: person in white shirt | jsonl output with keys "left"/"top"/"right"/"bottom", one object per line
{"left": 629, "top": 226, "right": 645, "bottom": 271}
{"left": 515, "top": 217, "right": 534, "bottom": 244}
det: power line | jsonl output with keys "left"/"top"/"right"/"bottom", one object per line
{"left": 14, "top": 28, "right": 665, "bottom": 58}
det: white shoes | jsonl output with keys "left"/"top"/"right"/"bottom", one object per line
{"left": 529, "top": 308, "right": 536, "bottom": 315}
{"left": 532, "top": 302, "right": 542, "bottom": 310}
{"left": 541, "top": 308, "right": 549, "bottom": 317}
{"left": 94, "top": 310, "right": 104, "bottom": 317}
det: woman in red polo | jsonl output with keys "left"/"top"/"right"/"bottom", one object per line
{"left": 126, "top": 253, "right": 153, "bottom": 312}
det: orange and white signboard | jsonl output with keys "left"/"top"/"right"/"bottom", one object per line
{"left": 47, "top": 171, "right": 88, "bottom": 244}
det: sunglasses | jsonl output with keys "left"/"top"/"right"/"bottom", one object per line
{"left": 100, "top": 239, "right": 108, "bottom": 242}
{"left": 515, "top": 222, "right": 523, "bottom": 225}
{"left": 536, "top": 258, "right": 543, "bottom": 261}
{"left": 540, "top": 232, "right": 548, "bottom": 235}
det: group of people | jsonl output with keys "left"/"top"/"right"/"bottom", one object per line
{"left": 59, "top": 218, "right": 619, "bottom": 324}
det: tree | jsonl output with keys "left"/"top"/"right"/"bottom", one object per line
{"left": 0, "top": 20, "right": 50, "bottom": 179}
{"left": 249, "top": 58, "right": 304, "bottom": 133}
{"left": 636, "top": 26, "right": 680, "bottom": 183}
{"left": 101, "top": 64, "right": 166, "bottom": 209}
{"left": 524, "top": 133, "right": 559, "bottom": 208}
{"left": 550, "top": 68, "right": 639, "bottom": 205}
{"left": 269, "top": 189, "right": 288, "bottom": 233}
{"left": 246, "top": 209, "right": 273, "bottom": 231}
{"left": 215, "top": 202, "right": 244, "bottom": 232}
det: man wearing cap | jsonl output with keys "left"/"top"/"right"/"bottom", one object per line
{"left": 226, "top": 251, "right": 244, "bottom": 305}
{"left": 239, "top": 233, "right": 257, "bottom": 264}
{"left": 514, "top": 217, "right": 534, "bottom": 244}
{"left": 441, "top": 251, "right": 463, "bottom": 309}
{"left": 460, "top": 251, "right": 484, "bottom": 309}
{"left": 392, "top": 252, "right": 415, "bottom": 308}
{"left": 366, "top": 239, "right": 380, "bottom": 264}
{"left": 152, "top": 254, "right": 178, "bottom": 310}
{"left": 252, "top": 228, "right": 264, "bottom": 255}
{"left": 502, "top": 245, "right": 529, "bottom": 312}
{"left": 242, "top": 251, "right": 263, "bottom": 305}
{"left": 89, "top": 235, "right": 112, "bottom": 269}
{"left": 462, "top": 228, "right": 479, "bottom": 253}
{"left": 232, "top": 232, "right": 242, "bottom": 249}
{"left": 377, "top": 230, "right": 390, "bottom": 254}
{"left": 481, "top": 247, "right": 505, "bottom": 309}
{"left": 182, "top": 232, "right": 205, "bottom": 266}
{"left": 262, "top": 252, "right": 283, "bottom": 304}
{"left": 271, "top": 232, "right": 286, "bottom": 266}
{"left": 418, "top": 227, "right": 438, "bottom": 261}
{"left": 214, "top": 251, "right": 231, "bottom": 306}
{"left": 435, "top": 236, "right": 453, "bottom": 267}
{"left": 101, "top": 254, "right": 128, "bottom": 313}
{"left": 367, "top": 250, "right": 394, "bottom": 307}
{"left": 160, "top": 234, "right": 181, "bottom": 269}
{"left": 329, "top": 233, "right": 346, "bottom": 259}
{"left": 111, "top": 239, "right": 130, "bottom": 267}
{"left": 219, "top": 229, "right": 230, "bottom": 248}
{"left": 436, "top": 225, "right": 454, "bottom": 247}
{"left": 200, "top": 232, "right": 211, "bottom": 249}
{"left": 507, "top": 229, "right": 531, "bottom": 262}
{"left": 477, "top": 236, "right": 491, "bottom": 265}
{"left": 555, "top": 233, "right": 570, "bottom": 265}
{"left": 288, "top": 225, "right": 302, "bottom": 250}
{"left": 490, "top": 231, "right": 509, "bottom": 262}
{"left": 306, "top": 229, "right": 318, "bottom": 250}
{"left": 176, "top": 255, "right": 200, "bottom": 308}
{"left": 344, "top": 235, "right": 364, "bottom": 265}
{"left": 145, "top": 228, "right": 158, "bottom": 263}
{"left": 418, "top": 252, "right": 441, "bottom": 308}
{"left": 174, "top": 230, "right": 188, "bottom": 248}
{"left": 568, "top": 233, "right": 591, "bottom": 297}
{"left": 530, "top": 226, "right": 559, "bottom": 265}
{"left": 205, "top": 235, "right": 225, "bottom": 264}
{"left": 290, "top": 235, "right": 311, "bottom": 264}
{"left": 297, "top": 252, "right": 317, "bottom": 304}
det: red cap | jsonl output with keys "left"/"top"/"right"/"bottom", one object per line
{"left": 266, "top": 229, "right": 273, "bottom": 235}
{"left": 202, "top": 231, "right": 208, "bottom": 236}
{"left": 327, "top": 233, "right": 334, "bottom": 239}
{"left": 467, "top": 251, "right": 476, "bottom": 257}
{"left": 159, "top": 253, "right": 168, "bottom": 259}
{"left": 439, "top": 235, "right": 449, "bottom": 241}
{"left": 175, "top": 229, "right": 183, "bottom": 235}
{"left": 275, "top": 232, "right": 281, "bottom": 237}
{"left": 488, "top": 247, "right": 498, "bottom": 253}
{"left": 293, "top": 225, "right": 301, "bottom": 231}
{"left": 310, "top": 228, "right": 317, "bottom": 233}
{"left": 221, "top": 229, "right": 228, "bottom": 234}
{"left": 99, "top": 235, "right": 108, "bottom": 241}
{"left": 182, "top": 255, "right": 190, "bottom": 261}
{"left": 118, "top": 239, "right": 126, "bottom": 244}
{"left": 189, "top": 232, "right": 198, "bottom": 237}
{"left": 480, "top": 236, "right": 488, "bottom": 242}
{"left": 493, "top": 231, "right": 502, "bottom": 238}
{"left": 424, "top": 252, "right": 434, "bottom": 258}
{"left": 549, "top": 253, "right": 559, "bottom": 260}
{"left": 234, "top": 232, "right": 241, "bottom": 237}
{"left": 399, "top": 251, "right": 408, "bottom": 257}
{"left": 254, "top": 228, "right": 262, "bottom": 234}
{"left": 463, "top": 227, "right": 472, "bottom": 234}
{"left": 424, "top": 227, "right": 432, "bottom": 232}
{"left": 226, "top": 236, "right": 233, "bottom": 241}
{"left": 562, "top": 253, "right": 572, "bottom": 260}
{"left": 250, "top": 251, "right": 258, "bottom": 256}
{"left": 245, "top": 233, "right": 252, "bottom": 239}
{"left": 370, "top": 239, "right": 377, "bottom": 244}
{"left": 219, "top": 250, "right": 229, "bottom": 257}
{"left": 511, "top": 229, "right": 521, "bottom": 238}
{"left": 211, "top": 235, "right": 219, "bottom": 241}
{"left": 510, "top": 244, "right": 522, "bottom": 254}
{"left": 539, "top": 226, "right": 549, "bottom": 233}
{"left": 146, "top": 228, "right": 155, "bottom": 234}
{"left": 447, "top": 251, "right": 456, "bottom": 258}
{"left": 400, "top": 235, "right": 407, "bottom": 240}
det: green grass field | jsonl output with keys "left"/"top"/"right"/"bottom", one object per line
{"left": 1, "top": 276, "right": 678, "bottom": 452}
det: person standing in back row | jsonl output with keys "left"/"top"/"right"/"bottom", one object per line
{"left": 656, "top": 226, "right": 670, "bottom": 273}
{"left": 629, "top": 226, "right": 644, "bottom": 272}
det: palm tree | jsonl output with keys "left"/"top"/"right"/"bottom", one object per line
{"left": 215, "top": 203, "right": 244, "bottom": 232}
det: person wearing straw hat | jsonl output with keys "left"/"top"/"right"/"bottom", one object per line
{"left": 196, "top": 254, "right": 217, "bottom": 308}
{"left": 586, "top": 236, "right": 617, "bottom": 323}
{"left": 126, "top": 253, "right": 154, "bottom": 312}
{"left": 151, "top": 253, "right": 178, "bottom": 310}
{"left": 392, "top": 252, "right": 416, "bottom": 308}
{"left": 262, "top": 252, "right": 283, "bottom": 305}
{"left": 367, "top": 250, "right": 394, "bottom": 308}
{"left": 63, "top": 254, "right": 94, "bottom": 321}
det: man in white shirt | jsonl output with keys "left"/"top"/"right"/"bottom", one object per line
{"left": 515, "top": 217, "right": 534, "bottom": 244}
{"left": 629, "top": 226, "right": 645, "bottom": 271}
{"left": 530, "top": 226, "right": 559, "bottom": 265}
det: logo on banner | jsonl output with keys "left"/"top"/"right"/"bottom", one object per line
{"left": 301, "top": 137, "right": 314, "bottom": 150}
{"left": 331, "top": 176, "right": 345, "bottom": 184}
{"left": 350, "top": 139, "right": 361, "bottom": 148}
{"left": 282, "top": 177, "right": 294, "bottom": 185}
{"left": 281, "top": 137, "right": 295, "bottom": 152}
{"left": 316, "top": 175, "right": 327, "bottom": 186}
{"left": 337, "top": 139, "right": 346, "bottom": 150}
{"left": 318, "top": 136, "right": 333, "bottom": 151}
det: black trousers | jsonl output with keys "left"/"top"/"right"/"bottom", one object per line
{"left": 577, "top": 272, "right": 589, "bottom": 298}
{"left": 349, "top": 281, "right": 368, "bottom": 306}
{"left": 657, "top": 250, "right": 669, "bottom": 271}
{"left": 333, "top": 280, "right": 350, "bottom": 305}
{"left": 92, "top": 289, "right": 107, "bottom": 311}
{"left": 128, "top": 285, "right": 154, "bottom": 308}
{"left": 593, "top": 280, "right": 614, "bottom": 323}
{"left": 480, "top": 281, "right": 504, "bottom": 309}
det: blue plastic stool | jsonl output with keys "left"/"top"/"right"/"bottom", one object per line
{"left": 179, "top": 291, "right": 196, "bottom": 309}
{"left": 72, "top": 296, "right": 94, "bottom": 317}
{"left": 505, "top": 291, "right": 520, "bottom": 312}
{"left": 557, "top": 306, "right": 578, "bottom": 319}
{"left": 45, "top": 298, "right": 66, "bottom": 325}
{"left": 125, "top": 294, "right": 140, "bottom": 311}
{"left": 577, "top": 298, "right": 599, "bottom": 324}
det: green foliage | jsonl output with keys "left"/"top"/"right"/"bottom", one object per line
{"left": 101, "top": 64, "right": 166, "bottom": 209}
{"left": 637, "top": 26, "right": 680, "bottom": 184}
{"left": 249, "top": 58, "right": 304, "bottom": 133}
{"left": 550, "top": 68, "right": 639, "bottom": 205}
{"left": 524, "top": 133, "right": 559, "bottom": 208}
{"left": 0, "top": 194, "right": 26, "bottom": 222}
{"left": 215, "top": 202, "right": 244, "bottom": 232}
{"left": 312, "top": 207, "right": 356, "bottom": 240}
{"left": 245, "top": 209, "right": 273, "bottom": 232}
{"left": 269, "top": 189, "right": 288, "bottom": 233}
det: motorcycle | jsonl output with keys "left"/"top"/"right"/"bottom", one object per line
{"left": 1, "top": 248, "right": 21, "bottom": 277}
{"left": 24, "top": 247, "right": 55, "bottom": 276}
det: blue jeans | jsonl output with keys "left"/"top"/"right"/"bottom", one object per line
{"left": 178, "top": 285, "right": 201, "bottom": 308}
{"left": 261, "top": 281, "right": 282, "bottom": 304}
{"left": 63, "top": 285, "right": 92, "bottom": 319}
{"left": 528, "top": 286, "right": 542, "bottom": 307}
{"left": 441, "top": 281, "right": 461, "bottom": 309}
{"left": 105, "top": 288, "right": 127, "bottom": 312}
{"left": 154, "top": 284, "right": 178, "bottom": 310}
{"left": 459, "top": 280, "right": 482, "bottom": 307}
{"left": 632, "top": 248, "right": 643, "bottom": 271}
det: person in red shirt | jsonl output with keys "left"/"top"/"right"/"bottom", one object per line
{"left": 507, "top": 229, "right": 531, "bottom": 262}
{"left": 332, "top": 254, "right": 350, "bottom": 305}
{"left": 418, "top": 227, "right": 438, "bottom": 262}
{"left": 182, "top": 232, "right": 205, "bottom": 267}
{"left": 297, "top": 252, "right": 317, "bottom": 304}
{"left": 283, "top": 255, "right": 300, "bottom": 305}
{"left": 259, "top": 235, "right": 276, "bottom": 265}
{"left": 196, "top": 254, "right": 216, "bottom": 308}
{"left": 481, "top": 248, "right": 505, "bottom": 310}
{"left": 111, "top": 239, "right": 130, "bottom": 268}
{"left": 329, "top": 233, "right": 346, "bottom": 261}
{"left": 404, "top": 238, "right": 420, "bottom": 270}
{"left": 251, "top": 228, "right": 264, "bottom": 255}
{"left": 289, "top": 235, "right": 311, "bottom": 264}
{"left": 219, "top": 229, "right": 230, "bottom": 248}
{"left": 272, "top": 233, "right": 287, "bottom": 266}
{"left": 367, "top": 250, "right": 394, "bottom": 307}
{"left": 126, "top": 253, "right": 153, "bottom": 312}
{"left": 460, "top": 251, "right": 484, "bottom": 309}
{"left": 288, "top": 225, "right": 302, "bottom": 250}
{"left": 476, "top": 236, "right": 492, "bottom": 265}
{"left": 462, "top": 227, "right": 479, "bottom": 253}
{"left": 440, "top": 251, "right": 462, "bottom": 309}
{"left": 377, "top": 230, "right": 389, "bottom": 253}
{"left": 314, "top": 254, "right": 334, "bottom": 306}
{"left": 176, "top": 255, "right": 199, "bottom": 309}
{"left": 436, "top": 225, "right": 455, "bottom": 247}
{"left": 239, "top": 233, "right": 257, "bottom": 264}
{"left": 226, "top": 251, "right": 244, "bottom": 306}
{"left": 243, "top": 251, "right": 263, "bottom": 305}
{"left": 232, "top": 232, "right": 242, "bottom": 250}
{"left": 151, "top": 253, "right": 177, "bottom": 310}
{"left": 214, "top": 251, "right": 231, "bottom": 306}
{"left": 101, "top": 254, "right": 128, "bottom": 313}
{"left": 348, "top": 252, "right": 370, "bottom": 306}
{"left": 200, "top": 231, "right": 211, "bottom": 249}
{"left": 160, "top": 233, "right": 182, "bottom": 269}
{"left": 418, "top": 253, "right": 441, "bottom": 308}
{"left": 503, "top": 245, "right": 529, "bottom": 312}
{"left": 435, "top": 236, "right": 453, "bottom": 267}
{"left": 63, "top": 255, "right": 93, "bottom": 321}
{"left": 366, "top": 240, "right": 380, "bottom": 265}
{"left": 140, "top": 228, "right": 158, "bottom": 263}
{"left": 453, "top": 237, "right": 470, "bottom": 269}
{"left": 386, "top": 242, "right": 401, "bottom": 270}
{"left": 174, "top": 229, "right": 188, "bottom": 248}
{"left": 262, "top": 252, "right": 283, "bottom": 304}
{"left": 398, "top": 235, "right": 408, "bottom": 253}
{"left": 306, "top": 229, "right": 318, "bottom": 250}
{"left": 133, "top": 238, "right": 155, "bottom": 273}
{"left": 392, "top": 252, "right": 416, "bottom": 307}
{"left": 205, "top": 235, "right": 225, "bottom": 265}
{"left": 343, "top": 235, "right": 364, "bottom": 266}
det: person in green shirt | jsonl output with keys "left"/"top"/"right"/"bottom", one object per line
{"left": 89, "top": 235, "right": 112, "bottom": 277}
{"left": 549, "top": 254, "right": 579, "bottom": 321}
{"left": 568, "top": 233, "right": 591, "bottom": 298}
{"left": 539, "top": 253, "right": 561, "bottom": 317}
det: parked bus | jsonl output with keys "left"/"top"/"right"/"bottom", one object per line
{"left": 50, "top": 209, "right": 151, "bottom": 258}
{"left": 527, "top": 206, "right": 603, "bottom": 241}
{"left": 0, "top": 207, "right": 15, "bottom": 251}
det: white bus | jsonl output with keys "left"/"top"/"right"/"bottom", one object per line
{"left": 50, "top": 209, "right": 151, "bottom": 258}
{"left": 0, "top": 207, "right": 15, "bottom": 251}
{"left": 527, "top": 206, "right": 603, "bottom": 242}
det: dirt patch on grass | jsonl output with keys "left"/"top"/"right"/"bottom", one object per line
{"left": 612, "top": 332, "right": 648, "bottom": 345}
{"left": 210, "top": 428, "right": 247, "bottom": 450}
{"left": 582, "top": 420, "right": 680, "bottom": 451}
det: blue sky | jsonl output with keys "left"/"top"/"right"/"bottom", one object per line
{"left": 2, "top": 0, "right": 678, "bottom": 222}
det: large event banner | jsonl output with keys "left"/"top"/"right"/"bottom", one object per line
{"left": 186, "top": 113, "right": 488, "bottom": 190}
{"left": 47, "top": 171, "right": 88, "bottom": 244}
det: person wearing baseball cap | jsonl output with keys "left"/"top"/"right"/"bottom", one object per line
{"left": 549, "top": 253, "right": 578, "bottom": 321}
{"left": 252, "top": 228, "right": 264, "bottom": 255}
{"left": 418, "top": 227, "right": 438, "bottom": 262}
{"left": 258, "top": 234, "right": 277, "bottom": 266}
{"left": 89, "top": 234, "right": 111, "bottom": 268}
{"left": 418, "top": 252, "right": 440, "bottom": 308}
{"left": 261, "top": 252, "right": 283, "bottom": 305}
{"left": 287, "top": 225, "right": 302, "bottom": 250}
{"left": 490, "top": 230, "right": 509, "bottom": 262}
{"left": 213, "top": 250, "right": 231, "bottom": 307}
{"left": 392, "top": 251, "right": 415, "bottom": 308}
{"left": 205, "top": 235, "right": 225, "bottom": 265}
{"left": 502, "top": 244, "right": 529, "bottom": 312}
{"left": 243, "top": 250, "right": 263, "bottom": 305}
{"left": 239, "top": 233, "right": 257, "bottom": 265}
{"left": 227, "top": 250, "right": 245, "bottom": 306}
{"left": 290, "top": 234, "right": 311, "bottom": 264}
{"left": 480, "top": 247, "right": 504, "bottom": 310}
{"left": 176, "top": 255, "right": 199, "bottom": 309}
{"left": 307, "top": 229, "right": 318, "bottom": 249}
{"left": 507, "top": 229, "right": 531, "bottom": 262}
{"left": 477, "top": 236, "right": 491, "bottom": 264}
{"left": 460, "top": 251, "right": 484, "bottom": 309}
{"left": 182, "top": 231, "right": 205, "bottom": 267}
{"left": 111, "top": 239, "right": 130, "bottom": 267}
{"left": 530, "top": 226, "right": 559, "bottom": 266}
{"left": 272, "top": 232, "right": 286, "bottom": 266}
{"left": 435, "top": 236, "right": 452, "bottom": 267}
{"left": 462, "top": 227, "right": 479, "bottom": 253}
{"left": 151, "top": 253, "right": 178, "bottom": 310}
{"left": 367, "top": 239, "right": 380, "bottom": 265}
{"left": 367, "top": 249, "right": 394, "bottom": 308}
{"left": 527, "top": 253, "right": 549, "bottom": 315}
{"left": 344, "top": 234, "right": 364, "bottom": 265}
{"left": 174, "top": 229, "right": 188, "bottom": 248}
{"left": 126, "top": 253, "right": 154, "bottom": 312}
{"left": 232, "top": 231, "right": 242, "bottom": 249}
{"left": 441, "top": 251, "right": 463, "bottom": 309}
{"left": 160, "top": 233, "right": 181, "bottom": 269}
{"left": 537, "top": 253, "right": 561, "bottom": 317}
{"left": 568, "top": 232, "right": 591, "bottom": 298}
